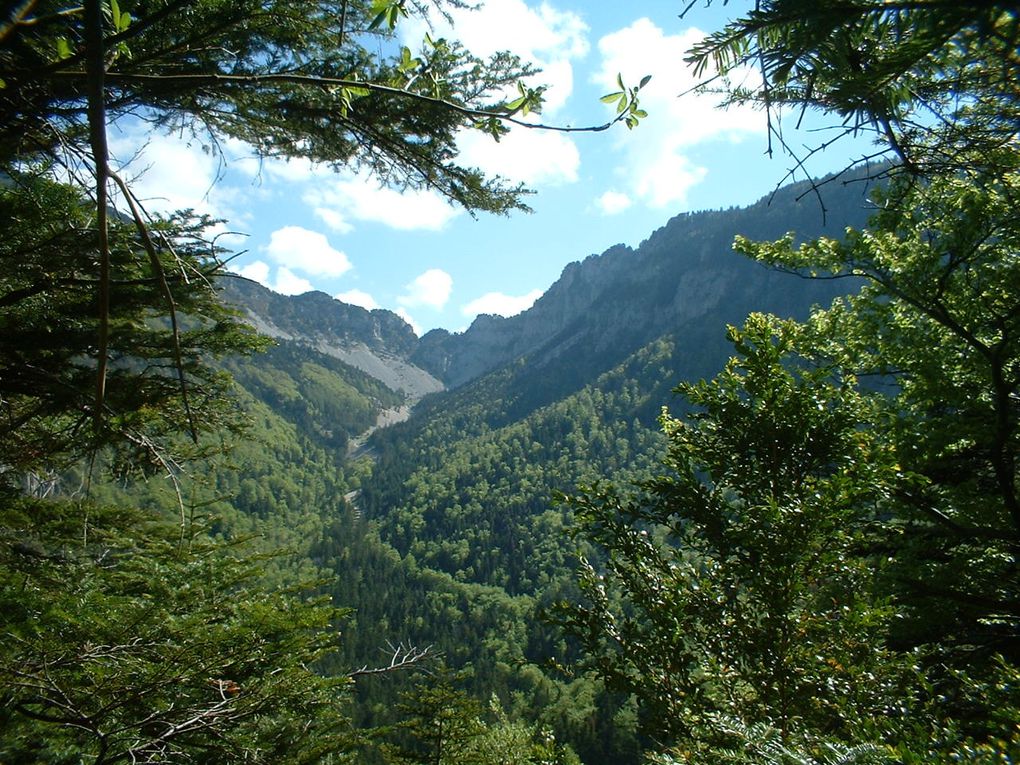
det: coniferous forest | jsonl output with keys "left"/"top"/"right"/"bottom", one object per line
{"left": 2, "top": 1, "right": 1019, "bottom": 764}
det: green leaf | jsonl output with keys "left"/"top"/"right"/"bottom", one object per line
{"left": 639, "top": 74, "right": 652, "bottom": 89}
{"left": 600, "top": 92, "right": 623, "bottom": 104}
{"left": 55, "top": 37, "right": 72, "bottom": 60}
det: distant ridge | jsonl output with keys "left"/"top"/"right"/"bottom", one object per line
{"left": 224, "top": 169, "right": 878, "bottom": 407}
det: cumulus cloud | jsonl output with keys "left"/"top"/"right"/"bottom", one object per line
{"left": 263, "top": 226, "right": 352, "bottom": 277}
{"left": 336, "top": 289, "right": 380, "bottom": 310}
{"left": 399, "top": 0, "right": 589, "bottom": 189}
{"left": 595, "top": 190, "right": 633, "bottom": 215}
{"left": 313, "top": 206, "right": 353, "bottom": 234}
{"left": 107, "top": 129, "right": 243, "bottom": 222}
{"left": 235, "top": 260, "right": 271, "bottom": 284}
{"left": 399, "top": 269, "right": 454, "bottom": 310}
{"left": 401, "top": 0, "right": 588, "bottom": 114}
{"left": 273, "top": 267, "right": 316, "bottom": 295}
{"left": 234, "top": 261, "right": 314, "bottom": 296}
{"left": 593, "top": 18, "right": 761, "bottom": 209}
{"left": 304, "top": 172, "right": 460, "bottom": 232}
{"left": 457, "top": 127, "right": 579, "bottom": 186}
{"left": 462, "top": 289, "right": 543, "bottom": 319}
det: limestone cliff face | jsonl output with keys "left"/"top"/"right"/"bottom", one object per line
{"left": 226, "top": 170, "right": 877, "bottom": 406}
{"left": 220, "top": 278, "right": 444, "bottom": 400}
{"left": 411, "top": 172, "right": 876, "bottom": 396}
{"left": 411, "top": 244, "right": 635, "bottom": 388}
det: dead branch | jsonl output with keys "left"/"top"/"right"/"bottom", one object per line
{"left": 348, "top": 641, "right": 434, "bottom": 679}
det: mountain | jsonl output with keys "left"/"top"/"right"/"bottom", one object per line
{"left": 415, "top": 175, "right": 873, "bottom": 394}
{"left": 225, "top": 173, "right": 877, "bottom": 411}
{"left": 221, "top": 277, "right": 444, "bottom": 400}
{"left": 198, "top": 172, "right": 883, "bottom": 764}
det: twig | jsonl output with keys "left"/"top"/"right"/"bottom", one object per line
{"left": 54, "top": 70, "right": 641, "bottom": 135}
{"left": 348, "top": 642, "right": 434, "bottom": 678}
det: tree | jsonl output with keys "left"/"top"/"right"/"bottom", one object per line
{"left": 738, "top": 171, "right": 1020, "bottom": 660}
{"left": 378, "top": 668, "right": 577, "bottom": 765}
{"left": 1, "top": 1, "right": 632, "bottom": 759}
{"left": 569, "top": 0, "right": 1020, "bottom": 759}
{"left": 557, "top": 315, "right": 907, "bottom": 755}
{"left": 0, "top": 168, "right": 264, "bottom": 483}
{"left": 686, "top": 0, "right": 1019, "bottom": 183}
{"left": 0, "top": 0, "right": 646, "bottom": 471}
{"left": 3, "top": 0, "right": 527, "bottom": 209}
{"left": 0, "top": 495, "right": 356, "bottom": 763}
{"left": 685, "top": 0, "right": 1020, "bottom": 711}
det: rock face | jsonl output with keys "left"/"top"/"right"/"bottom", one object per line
{"left": 224, "top": 171, "right": 879, "bottom": 403}
{"left": 220, "top": 278, "right": 444, "bottom": 400}
{"left": 411, "top": 244, "right": 636, "bottom": 388}
{"left": 412, "top": 172, "right": 877, "bottom": 395}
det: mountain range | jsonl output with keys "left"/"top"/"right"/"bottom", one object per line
{"left": 205, "top": 170, "right": 882, "bottom": 763}
{"left": 224, "top": 170, "right": 875, "bottom": 413}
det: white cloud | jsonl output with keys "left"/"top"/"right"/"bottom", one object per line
{"left": 462, "top": 289, "right": 543, "bottom": 319}
{"left": 108, "top": 130, "right": 226, "bottom": 218}
{"left": 261, "top": 154, "right": 328, "bottom": 184}
{"left": 235, "top": 260, "right": 270, "bottom": 284}
{"left": 457, "top": 126, "right": 579, "bottom": 186}
{"left": 336, "top": 289, "right": 380, "bottom": 310}
{"left": 264, "top": 226, "right": 352, "bottom": 277}
{"left": 304, "top": 171, "right": 460, "bottom": 232}
{"left": 401, "top": 0, "right": 589, "bottom": 115}
{"left": 313, "top": 206, "right": 353, "bottom": 233}
{"left": 596, "top": 190, "right": 633, "bottom": 215}
{"left": 594, "top": 18, "right": 762, "bottom": 209}
{"left": 399, "top": 269, "right": 453, "bottom": 310}
{"left": 399, "top": 0, "right": 588, "bottom": 190}
{"left": 233, "top": 261, "right": 314, "bottom": 295}
{"left": 273, "top": 267, "right": 316, "bottom": 295}
{"left": 396, "top": 307, "right": 423, "bottom": 336}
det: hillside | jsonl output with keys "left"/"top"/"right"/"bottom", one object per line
{"left": 188, "top": 172, "right": 884, "bottom": 763}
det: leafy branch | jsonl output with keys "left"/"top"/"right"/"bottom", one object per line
{"left": 600, "top": 73, "right": 652, "bottom": 130}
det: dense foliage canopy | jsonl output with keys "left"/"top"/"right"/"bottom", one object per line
{"left": 558, "top": 0, "right": 1020, "bottom": 762}
{"left": 0, "top": 0, "right": 603, "bottom": 760}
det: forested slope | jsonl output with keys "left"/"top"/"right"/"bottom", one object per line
{"left": 75, "top": 171, "right": 883, "bottom": 763}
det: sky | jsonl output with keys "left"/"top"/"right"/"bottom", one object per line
{"left": 109, "top": 0, "right": 870, "bottom": 336}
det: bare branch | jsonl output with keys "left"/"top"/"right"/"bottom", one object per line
{"left": 107, "top": 169, "right": 199, "bottom": 445}
{"left": 348, "top": 641, "right": 434, "bottom": 679}
{"left": 84, "top": 0, "right": 110, "bottom": 432}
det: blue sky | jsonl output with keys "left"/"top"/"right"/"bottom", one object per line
{"left": 109, "top": 0, "right": 870, "bottom": 335}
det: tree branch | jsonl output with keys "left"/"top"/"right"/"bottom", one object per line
{"left": 54, "top": 70, "right": 638, "bottom": 134}
{"left": 348, "top": 642, "right": 434, "bottom": 678}
{"left": 84, "top": 0, "right": 110, "bottom": 434}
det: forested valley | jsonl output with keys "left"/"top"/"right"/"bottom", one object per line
{"left": 2, "top": 1, "right": 1019, "bottom": 764}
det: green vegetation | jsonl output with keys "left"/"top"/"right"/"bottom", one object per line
{"left": 0, "top": 498, "right": 355, "bottom": 763}
{"left": 0, "top": 0, "right": 604, "bottom": 759}
{"left": 3, "top": 0, "right": 1018, "bottom": 763}
{"left": 556, "top": 1, "right": 1020, "bottom": 762}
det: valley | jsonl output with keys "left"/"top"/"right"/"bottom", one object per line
{"left": 202, "top": 171, "right": 879, "bottom": 762}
